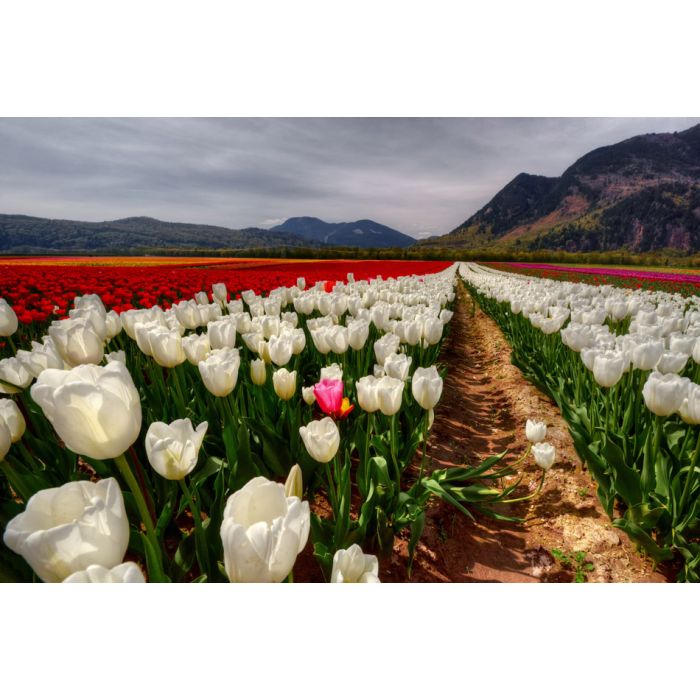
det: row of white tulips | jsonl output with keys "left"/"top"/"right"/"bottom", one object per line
{"left": 460, "top": 262, "right": 700, "bottom": 580}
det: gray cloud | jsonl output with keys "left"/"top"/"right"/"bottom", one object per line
{"left": 0, "top": 117, "right": 698, "bottom": 238}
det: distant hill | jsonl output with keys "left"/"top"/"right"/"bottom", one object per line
{"left": 0, "top": 215, "right": 308, "bottom": 254}
{"left": 272, "top": 216, "right": 415, "bottom": 248}
{"left": 419, "top": 123, "right": 700, "bottom": 253}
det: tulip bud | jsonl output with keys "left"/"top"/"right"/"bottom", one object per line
{"left": 31, "top": 362, "right": 142, "bottom": 460}
{"left": 220, "top": 476, "right": 310, "bottom": 583}
{"left": 0, "top": 399, "right": 26, "bottom": 442}
{"left": 195, "top": 291, "right": 209, "bottom": 305}
{"left": 145, "top": 418, "right": 208, "bottom": 481}
{"left": 250, "top": 358, "right": 267, "bottom": 386}
{"left": 299, "top": 416, "right": 340, "bottom": 463}
{"left": 3, "top": 477, "right": 130, "bottom": 583}
{"left": 525, "top": 419, "right": 547, "bottom": 444}
{"left": 331, "top": 544, "right": 380, "bottom": 583}
{"left": 411, "top": 366, "right": 443, "bottom": 410}
{"left": 285, "top": 464, "right": 303, "bottom": 500}
{"left": 62, "top": 562, "right": 145, "bottom": 583}
{"left": 302, "top": 386, "right": 316, "bottom": 405}
{"left": 532, "top": 442, "right": 556, "bottom": 470}
{"left": 273, "top": 368, "right": 297, "bottom": 401}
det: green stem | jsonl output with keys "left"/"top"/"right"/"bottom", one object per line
{"left": 114, "top": 452, "right": 157, "bottom": 539}
{"left": 417, "top": 410, "right": 429, "bottom": 487}
{"left": 679, "top": 428, "right": 700, "bottom": 515}
{"left": 180, "top": 477, "right": 210, "bottom": 577}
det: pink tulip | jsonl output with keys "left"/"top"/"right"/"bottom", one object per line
{"left": 313, "top": 378, "right": 343, "bottom": 416}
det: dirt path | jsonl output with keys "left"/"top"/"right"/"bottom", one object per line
{"left": 385, "top": 285, "right": 669, "bottom": 582}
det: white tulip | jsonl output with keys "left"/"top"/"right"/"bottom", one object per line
{"left": 327, "top": 326, "right": 349, "bottom": 354}
{"left": 49, "top": 317, "right": 105, "bottom": 366}
{"left": 302, "top": 386, "right": 316, "bottom": 405}
{"left": 145, "top": 418, "right": 208, "bottom": 481}
{"left": 356, "top": 375, "right": 380, "bottom": 413}
{"left": 347, "top": 318, "right": 370, "bottom": 350}
{"left": 384, "top": 353, "right": 412, "bottom": 382}
{"left": 532, "top": 442, "right": 556, "bottom": 470}
{"left": 212, "top": 282, "right": 228, "bottom": 305}
{"left": 250, "top": 358, "right": 267, "bottom": 386}
{"left": 656, "top": 351, "right": 689, "bottom": 375}
{"left": 149, "top": 328, "right": 186, "bottom": 368}
{"left": 220, "top": 476, "right": 310, "bottom": 583}
{"left": 273, "top": 368, "right": 297, "bottom": 401}
{"left": 198, "top": 348, "right": 241, "bottom": 397}
{"left": 3, "top": 477, "right": 130, "bottom": 583}
{"left": 642, "top": 371, "right": 690, "bottom": 416}
{"left": 299, "top": 416, "right": 340, "bottom": 463}
{"left": 331, "top": 544, "right": 380, "bottom": 583}
{"left": 63, "top": 562, "right": 145, "bottom": 583}
{"left": 377, "top": 376, "right": 404, "bottom": 416}
{"left": 0, "top": 419, "right": 10, "bottom": 461}
{"left": 207, "top": 318, "right": 237, "bottom": 350}
{"left": 30, "top": 362, "right": 142, "bottom": 460}
{"left": 182, "top": 333, "right": 211, "bottom": 365}
{"left": 679, "top": 383, "right": 700, "bottom": 425}
{"left": 411, "top": 366, "right": 443, "bottom": 410}
{"left": 320, "top": 363, "right": 343, "bottom": 381}
{"left": 268, "top": 334, "right": 294, "bottom": 366}
{"left": 0, "top": 357, "right": 33, "bottom": 394}
{"left": 0, "top": 399, "right": 25, "bottom": 442}
{"left": 631, "top": 339, "right": 664, "bottom": 371}
{"left": 592, "top": 351, "right": 626, "bottom": 388}
{"left": 374, "top": 333, "right": 400, "bottom": 366}
{"left": 0, "top": 299, "right": 18, "bottom": 336}
{"left": 525, "top": 419, "right": 547, "bottom": 444}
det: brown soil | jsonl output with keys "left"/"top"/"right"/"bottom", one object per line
{"left": 295, "top": 285, "right": 670, "bottom": 583}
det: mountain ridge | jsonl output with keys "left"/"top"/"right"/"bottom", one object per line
{"left": 272, "top": 216, "right": 415, "bottom": 248}
{"left": 420, "top": 123, "right": 700, "bottom": 253}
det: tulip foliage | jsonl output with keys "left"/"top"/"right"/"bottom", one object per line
{"left": 0, "top": 262, "right": 506, "bottom": 583}
{"left": 463, "top": 262, "right": 700, "bottom": 581}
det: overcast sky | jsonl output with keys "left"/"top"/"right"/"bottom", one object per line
{"left": 0, "top": 117, "right": 698, "bottom": 239}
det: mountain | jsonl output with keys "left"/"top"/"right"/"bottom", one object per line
{"left": 272, "top": 216, "right": 415, "bottom": 248}
{"left": 420, "top": 123, "right": 700, "bottom": 253}
{"left": 0, "top": 215, "right": 309, "bottom": 254}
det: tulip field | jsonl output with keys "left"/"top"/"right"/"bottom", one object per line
{"left": 4, "top": 254, "right": 700, "bottom": 583}
{"left": 3, "top": 256, "right": 506, "bottom": 583}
